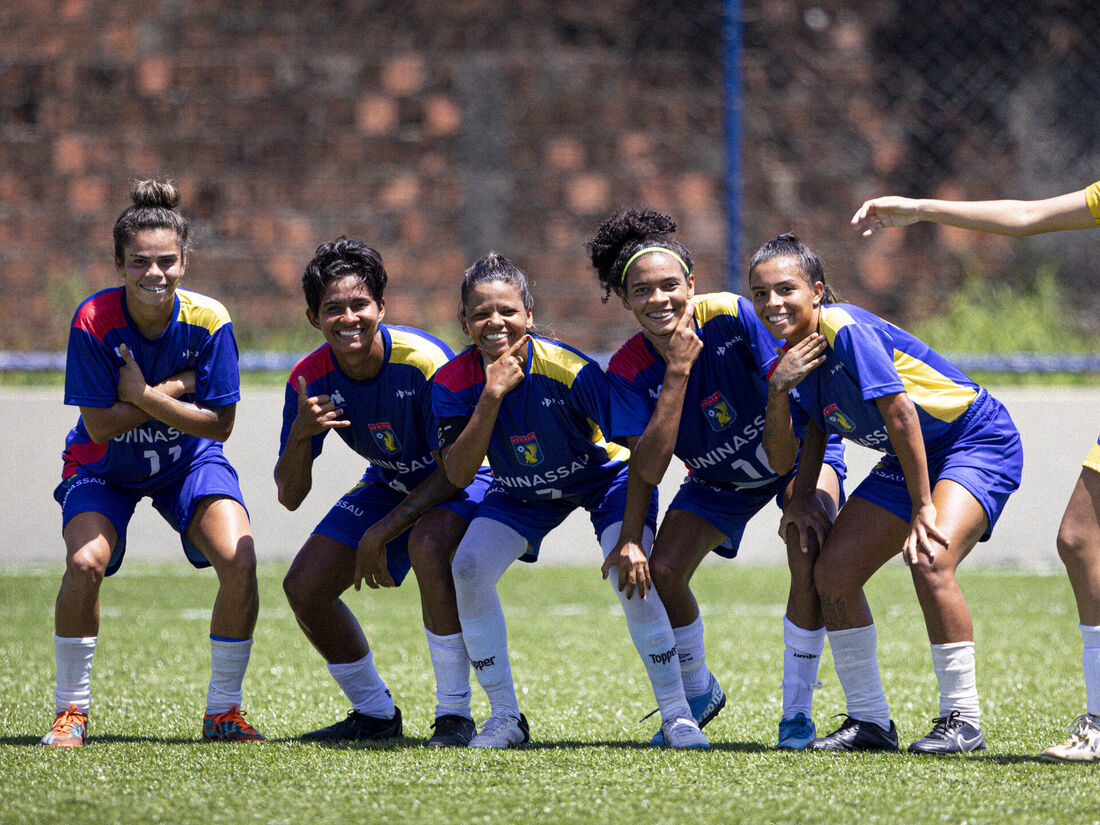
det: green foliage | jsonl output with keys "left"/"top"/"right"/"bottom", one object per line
{"left": 911, "top": 261, "right": 1100, "bottom": 355}
{"left": 1, "top": 563, "right": 1094, "bottom": 825}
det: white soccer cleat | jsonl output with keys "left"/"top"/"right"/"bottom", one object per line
{"left": 469, "top": 712, "right": 530, "bottom": 749}
{"left": 660, "top": 715, "right": 710, "bottom": 749}
{"left": 1040, "top": 714, "right": 1100, "bottom": 763}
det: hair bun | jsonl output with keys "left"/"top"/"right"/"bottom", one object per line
{"left": 129, "top": 178, "right": 181, "bottom": 210}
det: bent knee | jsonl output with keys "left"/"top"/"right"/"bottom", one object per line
{"left": 649, "top": 553, "right": 686, "bottom": 591}
{"left": 450, "top": 550, "right": 484, "bottom": 594}
{"left": 65, "top": 547, "right": 108, "bottom": 586}
{"left": 812, "top": 557, "right": 852, "bottom": 602}
{"left": 1057, "top": 519, "right": 1099, "bottom": 568}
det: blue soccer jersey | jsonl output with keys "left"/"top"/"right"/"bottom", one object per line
{"left": 431, "top": 335, "right": 628, "bottom": 502}
{"left": 280, "top": 325, "right": 454, "bottom": 493}
{"left": 607, "top": 293, "right": 783, "bottom": 488}
{"left": 787, "top": 303, "right": 982, "bottom": 456}
{"left": 62, "top": 287, "right": 240, "bottom": 488}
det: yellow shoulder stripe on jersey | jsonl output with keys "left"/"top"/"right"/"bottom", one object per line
{"left": 893, "top": 351, "right": 977, "bottom": 422}
{"left": 1086, "top": 181, "right": 1100, "bottom": 225}
{"left": 692, "top": 292, "right": 741, "bottom": 325}
{"left": 389, "top": 328, "right": 451, "bottom": 379}
{"left": 587, "top": 416, "right": 630, "bottom": 461}
{"left": 529, "top": 338, "right": 585, "bottom": 388}
{"left": 816, "top": 305, "right": 857, "bottom": 347}
{"left": 177, "top": 289, "right": 231, "bottom": 333}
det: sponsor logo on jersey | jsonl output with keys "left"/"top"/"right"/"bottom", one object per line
{"left": 394, "top": 389, "right": 415, "bottom": 399}
{"left": 113, "top": 425, "right": 182, "bottom": 444}
{"left": 330, "top": 389, "right": 346, "bottom": 407}
{"left": 714, "top": 336, "right": 743, "bottom": 356}
{"left": 369, "top": 421, "right": 402, "bottom": 453}
{"left": 701, "top": 391, "right": 735, "bottom": 431}
{"left": 510, "top": 432, "right": 544, "bottom": 465}
{"left": 823, "top": 403, "right": 855, "bottom": 433}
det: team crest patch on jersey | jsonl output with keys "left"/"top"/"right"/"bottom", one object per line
{"left": 701, "top": 391, "right": 736, "bottom": 432}
{"left": 823, "top": 403, "right": 856, "bottom": 433}
{"left": 510, "top": 432, "right": 544, "bottom": 465}
{"left": 369, "top": 422, "right": 402, "bottom": 453}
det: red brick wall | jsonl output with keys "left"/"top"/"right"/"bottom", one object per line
{"left": 2, "top": 1, "right": 1097, "bottom": 354}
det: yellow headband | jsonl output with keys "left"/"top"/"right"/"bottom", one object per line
{"left": 620, "top": 246, "right": 690, "bottom": 283}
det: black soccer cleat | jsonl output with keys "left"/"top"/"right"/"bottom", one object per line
{"left": 907, "top": 711, "right": 986, "bottom": 754}
{"left": 301, "top": 707, "right": 403, "bottom": 742}
{"left": 810, "top": 714, "right": 899, "bottom": 751}
{"left": 427, "top": 714, "right": 476, "bottom": 747}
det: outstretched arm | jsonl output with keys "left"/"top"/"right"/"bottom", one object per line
{"left": 851, "top": 187, "right": 1098, "bottom": 238}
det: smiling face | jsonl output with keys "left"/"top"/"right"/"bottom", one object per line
{"left": 116, "top": 227, "right": 185, "bottom": 314}
{"left": 461, "top": 279, "right": 533, "bottom": 363}
{"left": 749, "top": 255, "right": 823, "bottom": 343}
{"left": 308, "top": 274, "right": 385, "bottom": 367}
{"left": 620, "top": 250, "right": 694, "bottom": 338}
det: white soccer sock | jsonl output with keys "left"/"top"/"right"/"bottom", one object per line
{"left": 54, "top": 634, "right": 96, "bottom": 714}
{"left": 206, "top": 636, "right": 253, "bottom": 715}
{"left": 452, "top": 518, "right": 527, "bottom": 719}
{"left": 673, "top": 615, "right": 712, "bottom": 698}
{"left": 328, "top": 649, "right": 396, "bottom": 719}
{"left": 930, "top": 641, "right": 980, "bottom": 725}
{"left": 425, "top": 628, "right": 472, "bottom": 720}
{"left": 782, "top": 617, "right": 825, "bottom": 720}
{"left": 600, "top": 524, "right": 691, "bottom": 723}
{"left": 827, "top": 624, "right": 891, "bottom": 729}
{"left": 459, "top": 608, "right": 519, "bottom": 718}
{"left": 1080, "top": 625, "right": 1100, "bottom": 716}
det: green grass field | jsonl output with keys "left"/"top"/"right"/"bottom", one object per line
{"left": 1, "top": 563, "right": 1096, "bottom": 825}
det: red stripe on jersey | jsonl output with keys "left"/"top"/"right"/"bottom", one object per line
{"left": 433, "top": 348, "right": 485, "bottom": 392}
{"left": 607, "top": 332, "right": 655, "bottom": 382}
{"left": 288, "top": 345, "right": 337, "bottom": 390}
{"left": 764, "top": 341, "right": 791, "bottom": 380}
{"left": 62, "top": 439, "right": 109, "bottom": 479}
{"left": 73, "top": 290, "right": 127, "bottom": 344}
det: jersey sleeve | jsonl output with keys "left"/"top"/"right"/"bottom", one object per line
{"left": 430, "top": 369, "right": 476, "bottom": 450}
{"left": 570, "top": 361, "right": 615, "bottom": 438}
{"left": 831, "top": 323, "right": 906, "bottom": 402}
{"left": 1086, "top": 181, "right": 1100, "bottom": 225}
{"left": 195, "top": 322, "right": 241, "bottom": 407}
{"left": 789, "top": 392, "right": 810, "bottom": 439}
{"left": 63, "top": 322, "right": 121, "bottom": 408}
{"left": 605, "top": 338, "right": 659, "bottom": 441}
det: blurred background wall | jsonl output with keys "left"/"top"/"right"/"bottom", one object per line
{"left": 1, "top": 0, "right": 1098, "bottom": 355}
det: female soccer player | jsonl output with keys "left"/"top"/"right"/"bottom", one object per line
{"left": 750, "top": 233, "right": 1023, "bottom": 754}
{"left": 588, "top": 208, "right": 845, "bottom": 749}
{"left": 431, "top": 252, "right": 706, "bottom": 749}
{"left": 277, "top": 237, "right": 490, "bottom": 747}
{"left": 853, "top": 182, "right": 1100, "bottom": 762}
{"left": 41, "top": 179, "right": 264, "bottom": 747}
